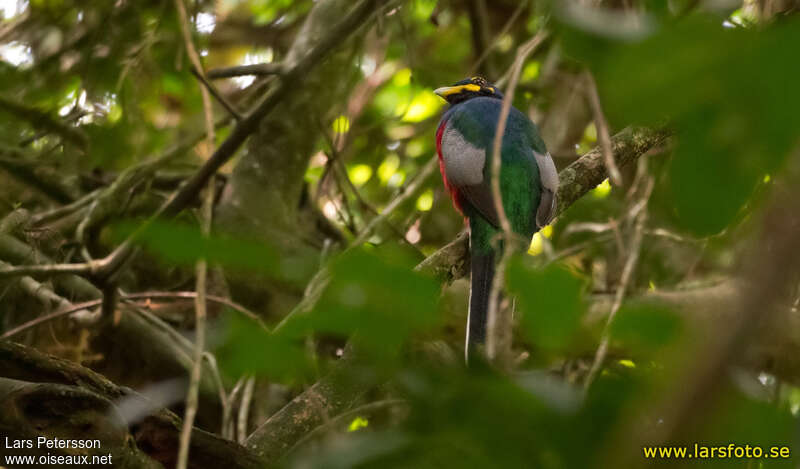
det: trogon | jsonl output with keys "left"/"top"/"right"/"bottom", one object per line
{"left": 434, "top": 76, "right": 559, "bottom": 359}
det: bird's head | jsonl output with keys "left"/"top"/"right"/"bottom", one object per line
{"left": 434, "top": 76, "right": 503, "bottom": 105}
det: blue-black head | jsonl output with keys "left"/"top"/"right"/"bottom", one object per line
{"left": 434, "top": 76, "right": 503, "bottom": 105}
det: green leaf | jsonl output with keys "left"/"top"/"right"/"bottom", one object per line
{"left": 306, "top": 247, "right": 440, "bottom": 360}
{"left": 114, "top": 220, "right": 313, "bottom": 282}
{"left": 216, "top": 314, "right": 312, "bottom": 382}
{"left": 668, "top": 114, "right": 757, "bottom": 235}
{"left": 507, "top": 258, "right": 586, "bottom": 351}
{"left": 569, "top": 17, "right": 800, "bottom": 234}
{"left": 610, "top": 302, "right": 681, "bottom": 351}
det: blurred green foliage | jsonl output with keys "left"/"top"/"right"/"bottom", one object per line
{"left": 581, "top": 17, "right": 800, "bottom": 235}
{"left": 217, "top": 312, "right": 313, "bottom": 381}
{"left": 508, "top": 256, "right": 587, "bottom": 353}
{"left": 1, "top": 0, "right": 800, "bottom": 467}
{"left": 303, "top": 247, "right": 441, "bottom": 359}
{"left": 117, "top": 220, "right": 316, "bottom": 281}
{"left": 611, "top": 302, "right": 682, "bottom": 353}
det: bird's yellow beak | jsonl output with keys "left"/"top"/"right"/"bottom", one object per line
{"left": 434, "top": 86, "right": 457, "bottom": 98}
{"left": 434, "top": 84, "right": 481, "bottom": 99}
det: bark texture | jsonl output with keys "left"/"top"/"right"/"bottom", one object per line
{"left": 0, "top": 341, "right": 262, "bottom": 469}
{"left": 214, "top": 0, "right": 386, "bottom": 316}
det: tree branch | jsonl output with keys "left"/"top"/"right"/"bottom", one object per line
{"left": 206, "top": 63, "right": 286, "bottom": 79}
{"left": 0, "top": 96, "right": 88, "bottom": 150}
{"left": 190, "top": 67, "right": 243, "bottom": 120}
{"left": 174, "top": 0, "right": 218, "bottom": 464}
{"left": 0, "top": 145, "right": 80, "bottom": 203}
{"left": 597, "top": 167, "right": 800, "bottom": 467}
{"left": 0, "top": 341, "right": 263, "bottom": 469}
{"left": 239, "top": 124, "right": 671, "bottom": 461}
{"left": 417, "top": 125, "right": 671, "bottom": 283}
{"left": 97, "top": 0, "right": 391, "bottom": 281}
{"left": 244, "top": 351, "right": 375, "bottom": 462}
{"left": 0, "top": 0, "right": 392, "bottom": 285}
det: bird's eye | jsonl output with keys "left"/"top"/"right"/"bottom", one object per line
{"left": 471, "top": 76, "right": 487, "bottom": 87}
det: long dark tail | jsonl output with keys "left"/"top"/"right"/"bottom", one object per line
{"left": 466, "top": 242, "right": 496, "bottom": 360}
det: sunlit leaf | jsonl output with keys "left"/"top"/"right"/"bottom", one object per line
{"left": 406, "top": 138, "right": 428, "bottom": 158}
{"left": 401, "top": 91, "right": 442, "bottom": 123}
{"left": 416, "top": 189, "right": 434, "bottom": 211}
{"left": 349, "top": 164, "right": 373, "bottom": 186}
{"left": 387, "top": 170, "right": 406, "bottom": 188}
{"left": 332, "top": 115, "right": 351, "bottom": 134}
{"left": 393, "top": 68, "right": 412, "bottom": 87}
{"left": 527, "top": 233, "right": 543, "bottom": 256}
{"left": 521, "top": 61, "right": 540, "bottom": 82}
{"left": 591, "top": 179, "right": 611, "bottom": 198}
{"left": 377, "top": 154, "right": 400, "bottom": 184}
{"left": 348, "top": 417, "right": 369, "bottom": 432}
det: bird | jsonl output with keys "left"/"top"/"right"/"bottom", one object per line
{"left": 433, "top": 76, "right": 558, "bottom": 360}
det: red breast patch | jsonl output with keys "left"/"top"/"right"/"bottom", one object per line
{"left": 436, "top": 119, "right": 465, "bottom": 213}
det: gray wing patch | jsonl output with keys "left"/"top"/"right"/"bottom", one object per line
{"left": 440, "top": 126, "right": 485, "bottom": 186}
{"left": 440, "top": 125, "right": 501, "bottom": 227}
{"left": 534, "top": 151, "right": 559, "bottom": 228}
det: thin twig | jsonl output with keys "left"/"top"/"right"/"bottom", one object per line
{"left": 0, "top": 290, "right": 263, "bottom": 340}
{"left": 465, "top": 0, "right": 495, "bottom": 77}
{"left": 206, "top": 62, "right": 286, "bottom": 80}
{"left": 313, "top": 53, "right": 418, "bottom": 248}
{"left": 485, "top": 30, "right": 548, "bottom": 366}
{"left": 175, "top": 0, "right": 217, "bottom": 465}
{"left": 96, "top": 0, "right": 387, "bottom": 282}
{"left": 237, "top": 376, "right": 256, "bottom": 443}
{"left": 0, "top": 144, "right": 80, "bottom": 203}
{"left": 428, "top": 0, "right": 444, "bottom": 25}
{"left": 584, "top": 70, "right": 622, "bottom": 187}
{"left": 0, "top": 261, "right": 91, "bottom": 318}
{"left": 71, "top": 119, "right": 229, "bottom": 262}
{"left": 470, "top": 0, "right": 529, "bottom": 75}
{"left": 200, "top": 351, "right": 231, "bottom": 433}
{"left": 190, "top": 67, "right": 243, "bottom": 120}
{"left": 223, "top": 376, "right": 246, "bottom": 439}
{"left": 0, "top": 9, "right": 28, "bottom": 43}
{"left": 206, "top": 62, "right": 285, "bottom": 79}
{"left": 0, "top": 274, "right": 270, "bottom": 339}
{"left": 132, "top": 291, "right": 265, "bottom": 326}
{"left": 601, "top": 167, "right": 800, "bottom": 469}
{"left": 0, "top": 0, "right": 388, "bottom": 289}
{"left": 144, "top": 292, "right": 260, "bottom": 321}
{"left": 488, "top": 30, "right": 549, "bottom": 236}
{"left": 1, "top": 299, "right": 102, "bottom": 339}
{"left": 29, "top": 189, "right": 101, "bottom": 226}
{"left": 273, "top": 157, "right": 437, "bottom": 334}
{"left": 0, "top": 261, "right": 98, "bottom": 279}
{"left": 351, "top": 157, "right": 437, "bottom": 247}
{"left": 288, "top": 399, "right": 408, "bottom": 455}
{"left": 584, "top": 176, "right": 653, "bottom": 390}
{"left": 0, "top": 96, "right": 88, "bottom": 150}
